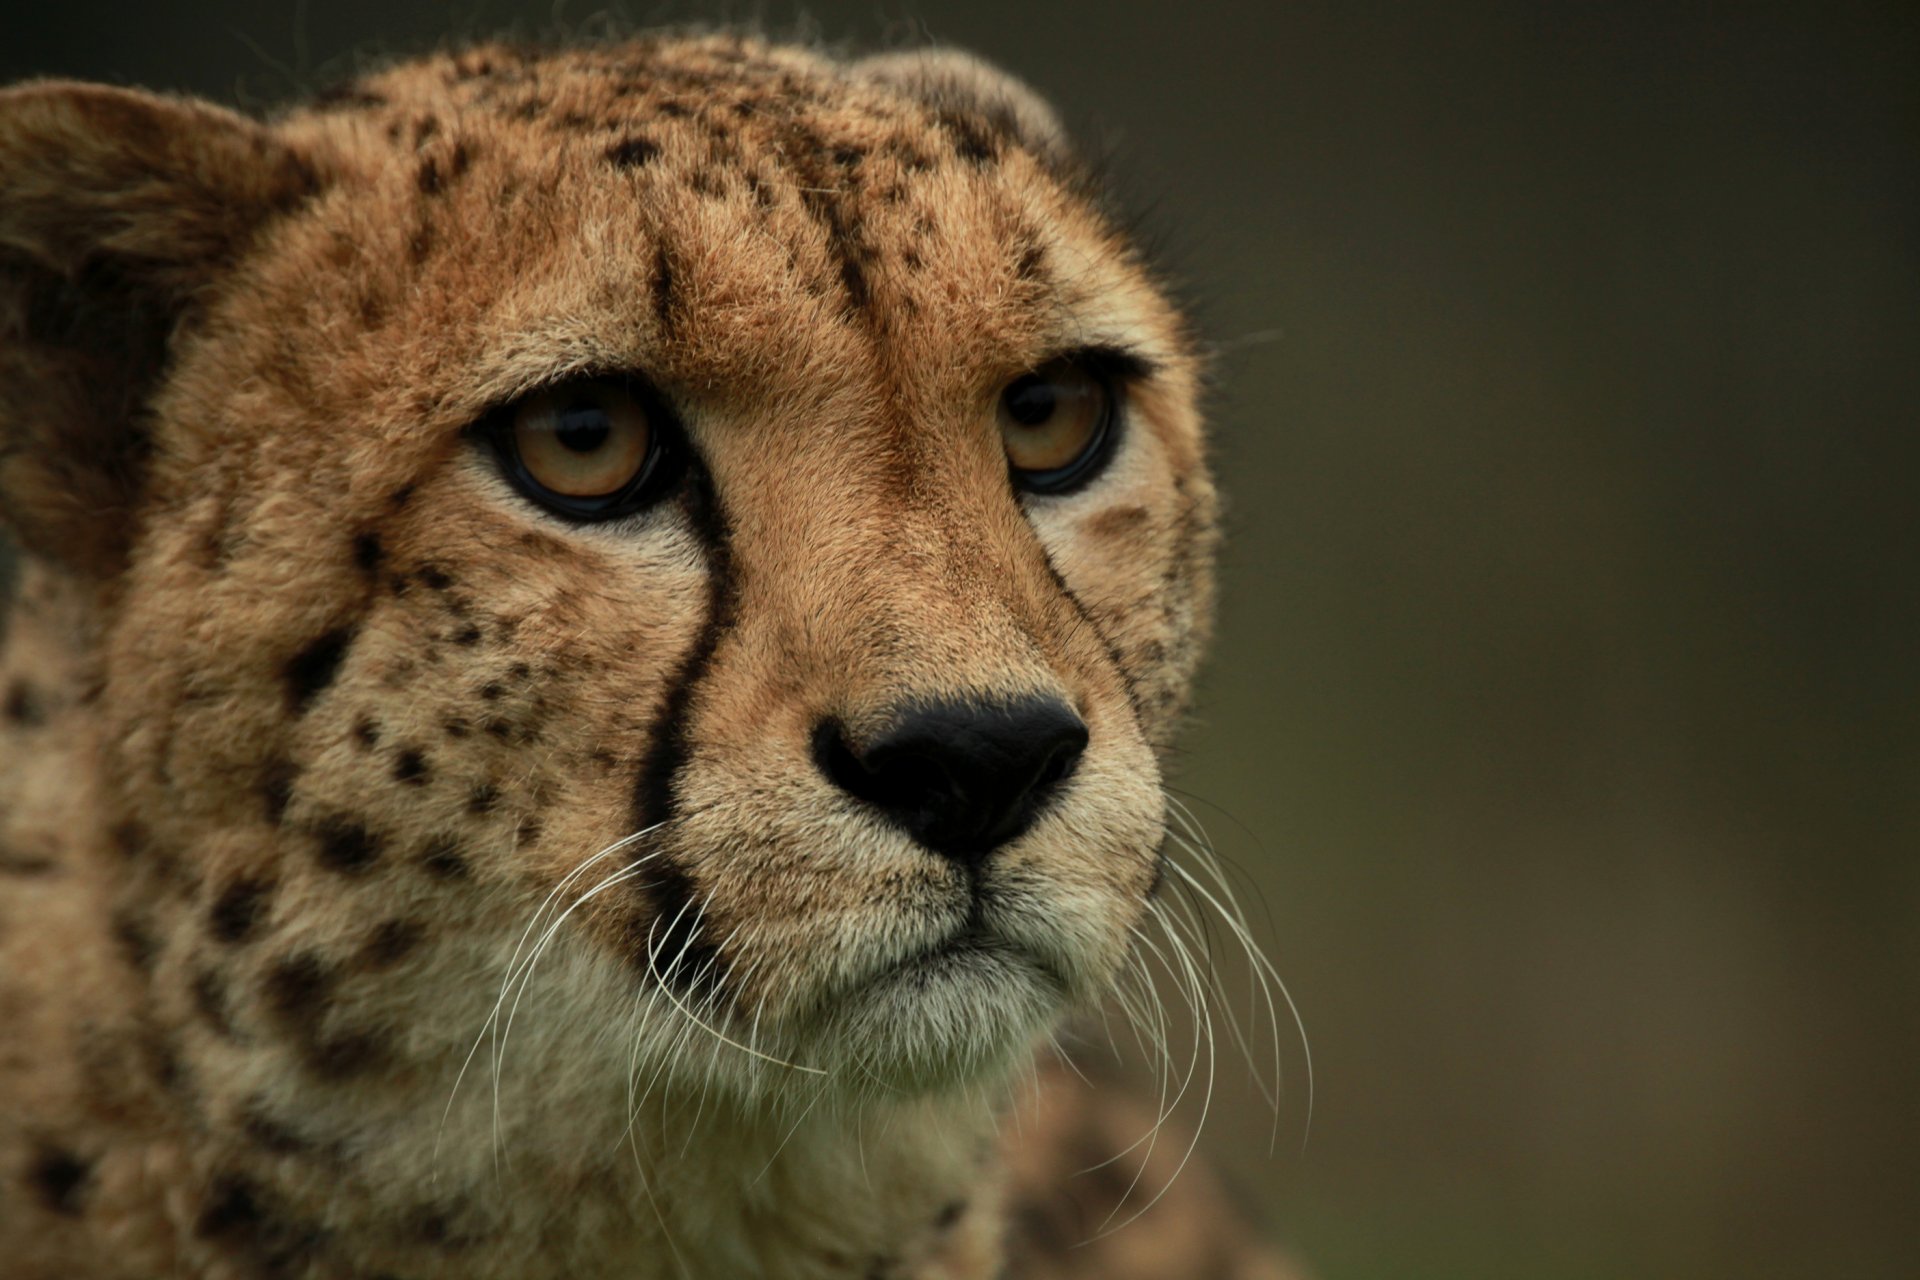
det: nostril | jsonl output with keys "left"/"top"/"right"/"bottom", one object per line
{"left": 813, "top": 719, "right": 869, "bottom": 800}
{"left": 814, "top": 718, "right": 954, "bottom": 815}
{"left": 1030, "top": 736, "right": 1081, "bottom": 794}
{"left": 813, "top": 697, "right": 1089, "bottom": 867}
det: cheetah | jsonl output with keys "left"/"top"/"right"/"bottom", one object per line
{"left": 0, "top": 32, "right": 1302, "bottom": 1279}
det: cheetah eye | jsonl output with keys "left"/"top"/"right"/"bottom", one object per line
{"left": 997, "top": 357, "right": 1119, "bottom": 494}
{"left": 486, "top": 378, "right": 678, "bottom": 521}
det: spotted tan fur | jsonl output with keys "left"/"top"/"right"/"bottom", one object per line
{"left": 0, "top": 32, "right": 1292, "bottom": 1279}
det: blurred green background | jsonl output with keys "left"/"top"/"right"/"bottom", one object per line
{"left": 6, "top": 3, "right": 1914, "bottom": 1277}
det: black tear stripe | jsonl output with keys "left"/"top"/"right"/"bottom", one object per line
{"left": 1036, "top": 550, "right": 1146, "bottom": 725}
{"left": 628, "top": 460, "right": 734, "bottom": 999}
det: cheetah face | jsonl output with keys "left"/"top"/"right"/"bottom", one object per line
{"left": 3, "top": 38, "right": 1216, "bottom": 1106}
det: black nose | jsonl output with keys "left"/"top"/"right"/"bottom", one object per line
{"left": 814, "top": 697, "right": 1090, "bottom": 867}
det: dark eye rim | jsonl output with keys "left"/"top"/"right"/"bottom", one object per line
{"left": 474, "top": 374, "right": 686, "bottom": 523}
{"left": 1005, "top": 347, "right": 1149, "bottom": 497}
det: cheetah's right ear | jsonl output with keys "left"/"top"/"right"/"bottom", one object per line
{"left": 853, "top": 48, "right": 1074, "bottom": 172}
{"left": 0, "top": 82, "right": 325, "bottom": 579}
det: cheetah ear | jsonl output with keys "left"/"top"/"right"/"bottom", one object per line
{"left": 0, "top": 81, "right": 323, "bottom": 578}
{"left": 852, "top": 48, "right": 1073, "bottom": 171}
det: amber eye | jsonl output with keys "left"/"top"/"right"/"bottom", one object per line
{"left": 997, "top": 358, "right": 1118, "bottom": 493}
{"left": 490, "top": 378, "right": 677, "bottom": 521}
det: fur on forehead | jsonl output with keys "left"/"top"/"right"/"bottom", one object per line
{"left": 197, "top": 35, "right": 1190, "bottom": 465}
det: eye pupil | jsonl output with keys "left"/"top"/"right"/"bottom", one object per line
{"left": 1004, "top": 378, "right": 1057, "bottom": 427}
{"left": 555, "top": 406, "right": 611, "bottom": 454}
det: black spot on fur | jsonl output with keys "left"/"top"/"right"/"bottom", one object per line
{"left": 111, "top": 907, "right": 158, "bottom": 972}
{"left": 210, "top": 876, "right": 274, "bottom": 944}
{"left": 195, "top": 1172, "right": 328, "bottom": 1274}
{"left": 417, "top": 564, "right": 453, "bottom": 591}
{"left": 139, "top": 1025, "right": 188, "bottom": 1097}
{"left": 479, "top": 682, "right": 504, "bottom": 702}
{"left": 352, "top": 532, "right": 383, "bottom": 572}
{"left": 286, "top": 628, "right": 353, "bottom": 712}
{"left": 653, "top": 242, "right": 676, "bottom": 332}
{"left": 419, "top": 837, "right": 470, "bottom": 881}
{"left": 353, "top": 715, "right": 381, "bottom": 748}
{"left": 934, "top": 1200, "right": 966, "bottom": 1230}
{"left": 360, "top": 918, "right": 424, "bottom": 969}
{"left": 0, "top": 849, "right": 56, "bottom": 875}
{"left": 516, "top": 819, "right": 543, "bottom": 848}
{"left": 400, "top": 1200, "right": 484, "bottom": 1250}
{"left": 4, "top": 679, "right": 45, "bottom": 726}
{"left": 452, "top": 622, "right": 483, "bottom": 646}
{"left": 443, "top": 715, "right": 471, "bottom": 739}
{"left": 264, "top": 953, "right": 329, "bottom": 1027}
{"left": 191, "top": 968, "right": 238, "bottom": 1037}
{"left": 240, "top": 1099, "right": 318, "bottom": 1157}
{"left": 417, "top": 158, "right": 443, "bottom": 196}
{"left": 196, "top": 1173, "right": 264, "bottom": 1237}
{"left": 306, "top": 1030, "right": 390, "bottom": 1081}
{"left": 412, "top": 115, "right": 440, "bottom": 144}
{"left": 29, "top": 1147, "right": 91, "bottom": 1215}
{"left": 607, "top": 135, "right": 660, "bottom": 168}
{"left": 392, "top": 748, "right": 429, "bottom": 787}
{"left": 407, "top": 1205, "right": 455, "bottom": 1244}
{"left": 313, "top": 819, "right": 382, "bottom": 875}
{"left": 389, "top": 483, "right": 415, "bottom": 509}
{"left": 110, "top": 820, "right": 148, "bottom": 860}
{"left": 938, "top": 110, "right": 1001, "bottom": 165}
{"left": 465, "top": 783, "right": 499, "bottom": 815}
{"left": 839, "top": 255, "right": 870, "bottom": 312}
{"left": 1014, "top": 241, "right": 1046, "bottom": 281}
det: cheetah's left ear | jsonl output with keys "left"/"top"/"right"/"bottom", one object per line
{"left": 0, "top": 81, "right": 325, "bottom": 579}
{"left": 852, "top": 48, "right": 1073, "bottom": 171}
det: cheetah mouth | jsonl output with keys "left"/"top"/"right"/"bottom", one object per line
{"left": 790, "top": 908, "right": 1074, "bottom": 1090}
{"left": 901, "top": 921, "right": 1057, "bottom": 986}
{"left": 872, "top": 893, "right": 1073, "bottom": 993}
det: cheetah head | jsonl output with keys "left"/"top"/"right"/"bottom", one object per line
{"left": 0, "top": 37, "right": 1215, "bottom": 1132}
